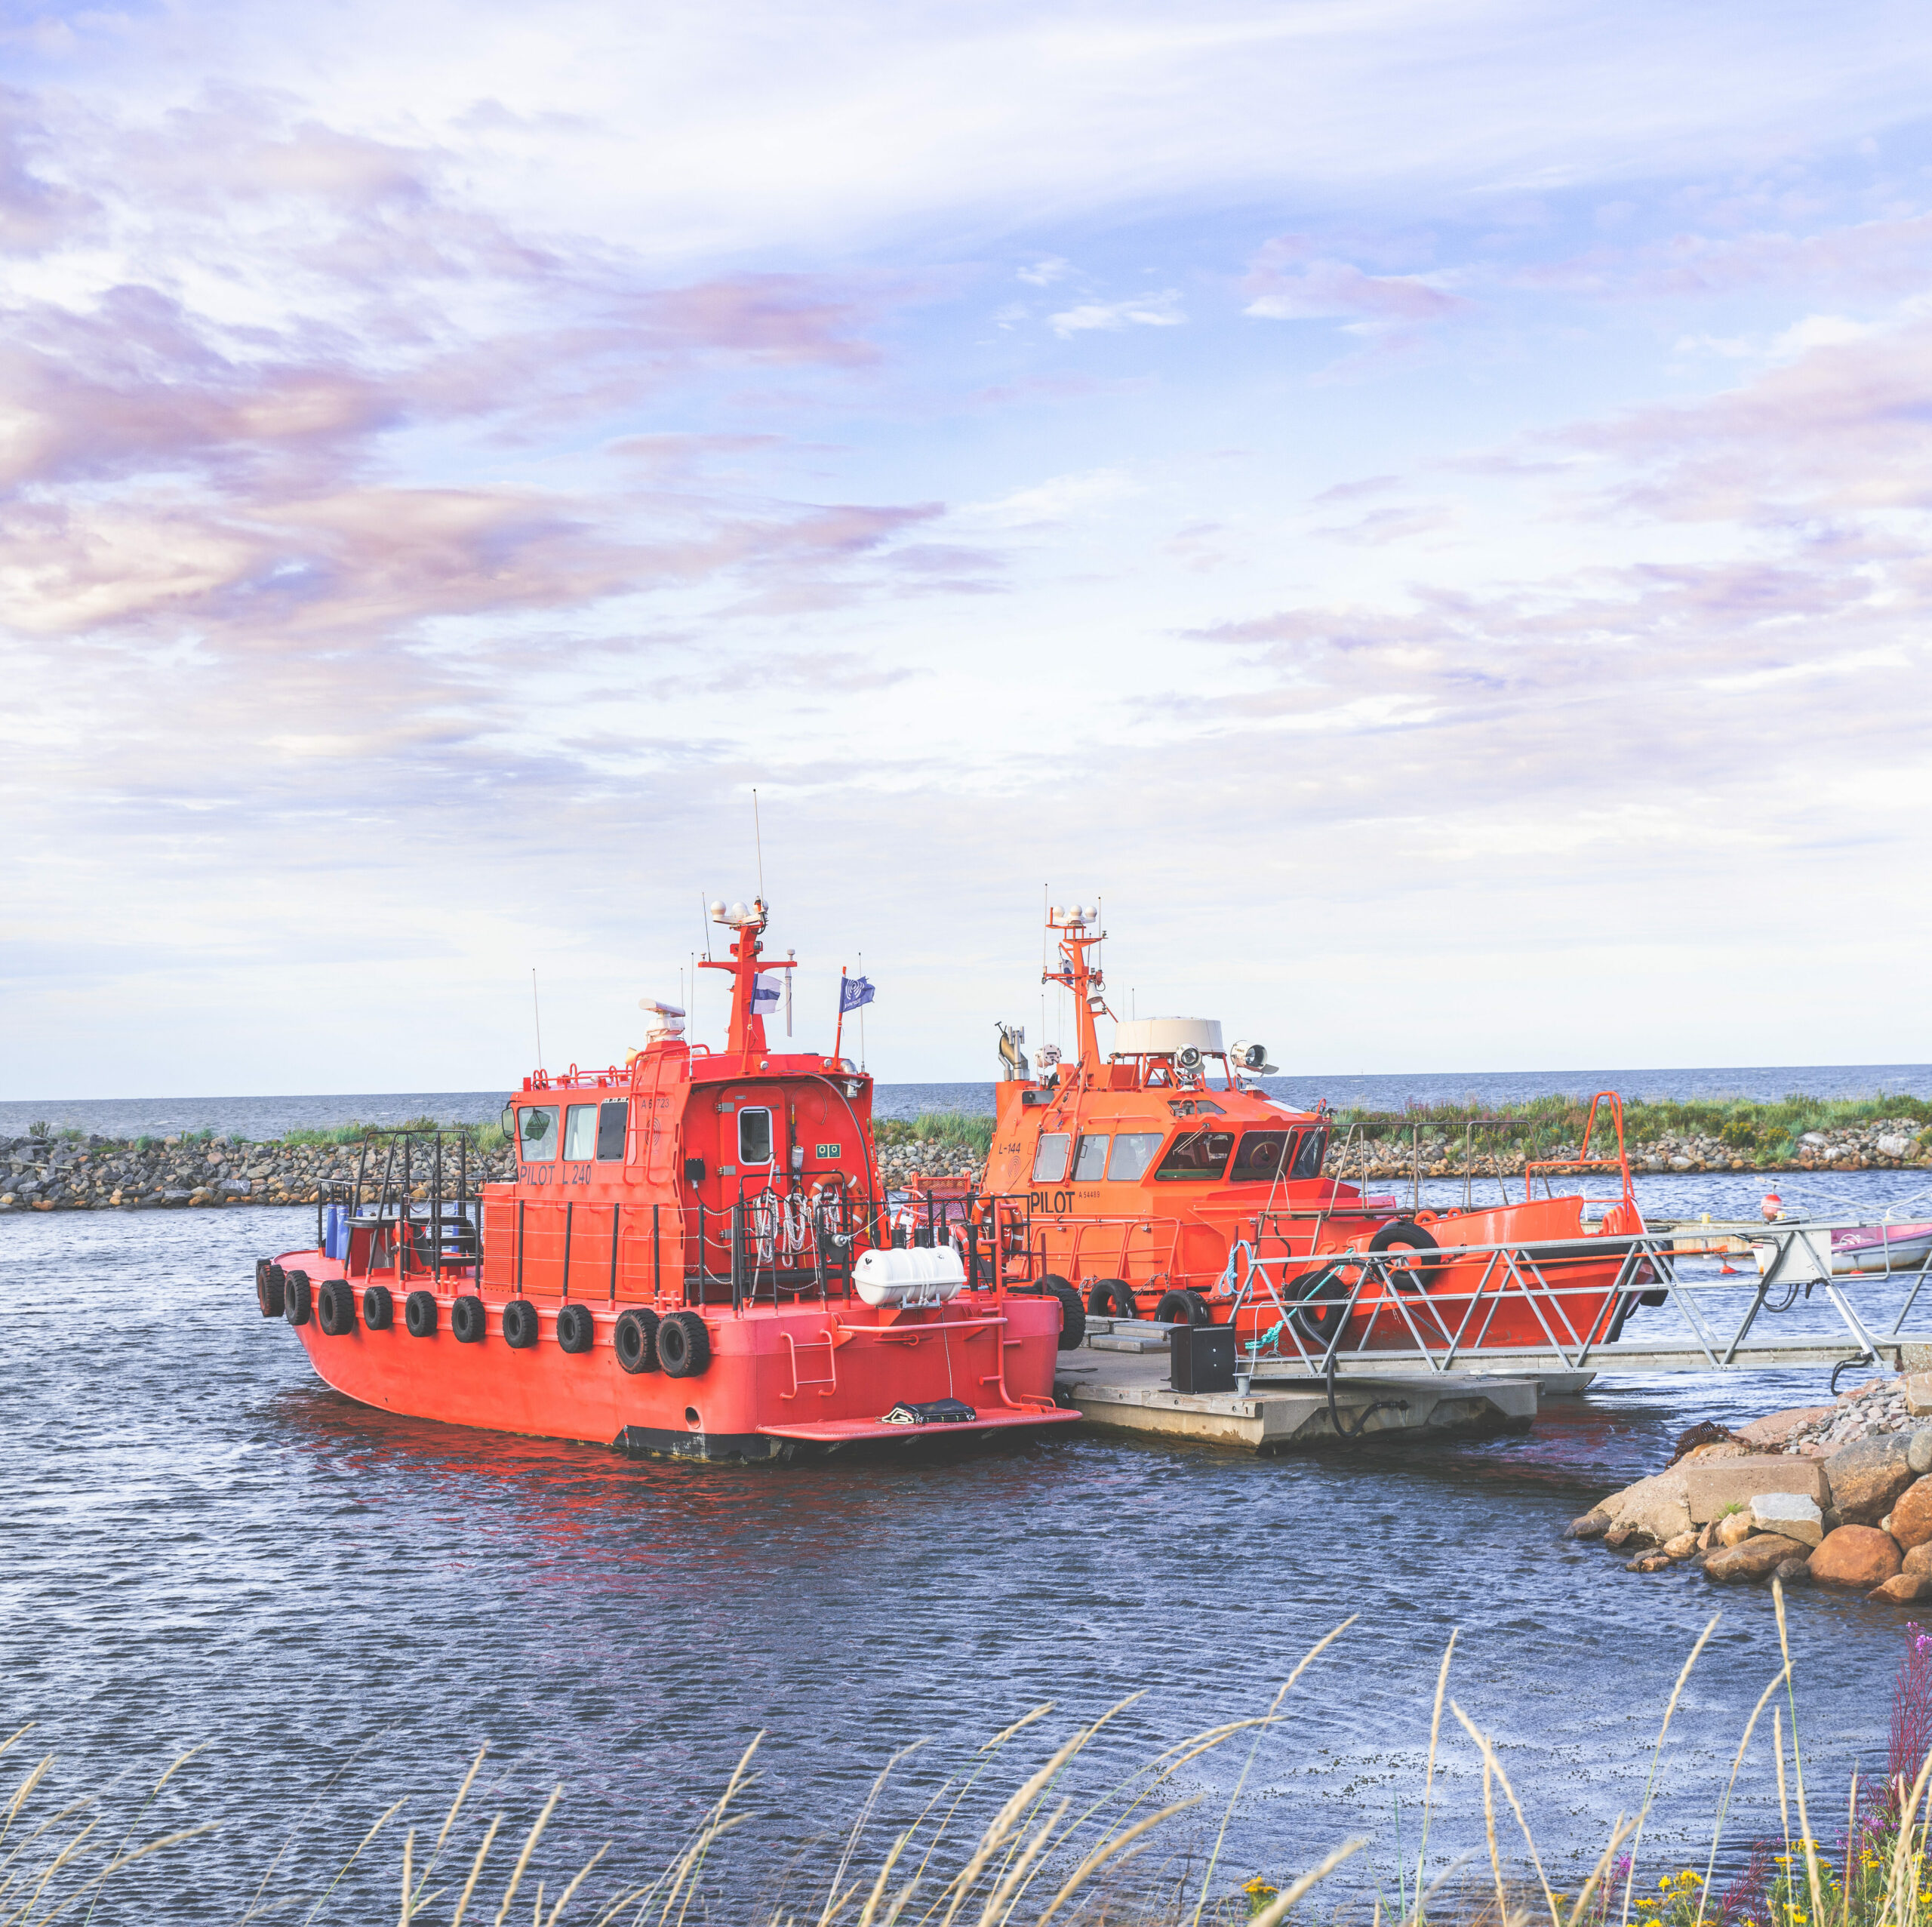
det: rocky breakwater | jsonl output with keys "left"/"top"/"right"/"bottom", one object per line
{"left": 1567, "top": 1373, "right": 1932, "bottom": 1605}
{"left": 1325, "top": 1116, "right": 1930, "bottom": 1181}
{"left": 877, "top": 1142, "right": 986, "bottom": 1189}
{"left": 0, "top": 1134, "right": 515, "bottom": 1212}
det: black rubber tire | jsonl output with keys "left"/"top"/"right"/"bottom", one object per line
{"left": 614, "top": 1308, "right": 660, "bottom": 1374}
{"left": 1097, "top": 1277, "right": 1137, "bottom": 1321}
{"left": 283, "top": 1270, "right": 312, "bottom": 1327}
{"left": 451, "top": 1294, "right": 487, "bottom": 1344}
{"left": 361, "top": 1284, "right": 394, "bottom": 1331}
{"left": 1287, "top": 1270, "right": 1349, "bottom": 1347}
{"left": 317, "top": 1279, "right": 357, "bottom": 1336}
{"left": 1367, "top": 1221, "right": 1441, "bottom": 1292}
{"left": 503, "top": 1299, "right": 540, "bottom": 1349}
{"left": 1045, "top": 1280, "right": 1085, "bottom": 1351}
{"left": 256, "top": 1259, "right": 285, "bottom": 1319}
{"left": 405, "top": 1289, "right": 438, "bottom": 1338}
{"left": 1155, "top": 1288, "right": 1214, "bottom": 1328}
{"left": 1085, "top": 1279, "right": 1111, "bottom": 1316}
{"left": 657, "top": 1310, "right": 712, "bottom": 1378}
{"left": 557, "top": 1303, "right": 595, "bottom": 1354}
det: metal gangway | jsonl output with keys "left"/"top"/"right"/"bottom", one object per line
{"left": 1217, "top": 1212, "right": 1932, "bottom": 1391}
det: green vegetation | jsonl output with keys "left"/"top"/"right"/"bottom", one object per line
{"left": 274, "top": 1116, "right": 509, "bottom": 1154}
{"left": 872, "top": 1110, "right": 996, "bottom": 1154}
{"left": 1331, "top": 1091, "right": 1932, "bottom": 1160}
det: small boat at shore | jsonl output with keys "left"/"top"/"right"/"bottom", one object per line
{"left": 1831, "top": 1222, "right": 1932, "bottom": 1274}
{"left": 252, "top": 898, "right": 1079, "bottom": 1461}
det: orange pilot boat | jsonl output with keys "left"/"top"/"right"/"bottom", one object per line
{"left": 251, "top": 898, "right": 1080, "bottom": 1461}
{"left": 982, "top": 905, "right": 1657, "bottom": 1368}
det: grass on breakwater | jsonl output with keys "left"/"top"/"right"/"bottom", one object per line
{"left": 1332, "top": 1094, "right": 1932, "bottom": 1164}
{"left": 6, "top": 1597, "right": 1927, "bottom": 1927}
{"left": 875, "top": 1110, "right": 996, "bottom": 1154}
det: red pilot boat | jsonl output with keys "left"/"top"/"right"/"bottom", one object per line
{"left": 253, "top": 898, "right": 1080, "bottom": 1461}
{"left": 983, "top": 906, "right": 1654, "bottom": 1363}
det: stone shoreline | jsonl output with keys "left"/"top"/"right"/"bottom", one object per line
{"left": 0, "top": 1134, "right": 985, "bottom": 1211}
{"left": 4, "top": 1111, "right": 1926, "bottom": 1213}
{"left": 1570, "top": 1373, "right": 1932, "bottom": 1603}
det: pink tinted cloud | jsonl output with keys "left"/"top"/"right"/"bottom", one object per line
{"left": 1243, "top": 235, "right": 1467, "bottom": 324}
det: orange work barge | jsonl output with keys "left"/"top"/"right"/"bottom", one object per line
{"left": 983, "top": 907, "right": 1653, "bottom": 1361}
{"left": 254, "top": 899, "right": 1078, "bottom": 1461}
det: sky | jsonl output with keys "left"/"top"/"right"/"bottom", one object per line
{"left": 3, "top": 0, "right": 1931, "bottom": 1096}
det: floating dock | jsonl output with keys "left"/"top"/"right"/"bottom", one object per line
{"left": 1056, "top": 1320, "right": 1540, "bottom": 1452}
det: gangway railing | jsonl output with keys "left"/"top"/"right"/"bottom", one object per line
{"left": 1217, "top": 1214, "right": 1932, "bottom": 1390}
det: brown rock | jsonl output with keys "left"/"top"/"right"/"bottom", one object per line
{"left": 1684, "top": 1457, "right": 1830, "bottom": 1522}
{"left": 1889, "top": 1477, "right": 1932, "bottom": 1550}
{"left": 1824, "top": 1436, "right": 1915, "bottom": 1523}
{"left": 1870, "top": 1572, "right": 1932, "bottom": 1605}
{"left": 1566, "top": 1509, "right": 1611, "bottom": 1540}
{"left": 1810, "top": 1525, "right": 1904, "bottom": 1589}
{"left": 1661, "top": 1532, "right": 1700, "bottom": 1561}
{"left": 1705, "top": 1534, "right": 1812, "bottom": 1584}
{"left": 1715, "top": 1511, "right": 1758, "bottom": 1548}
{"left": 1903, "top": 1541, "right": 1932, "bottom": 1581}
{"left": 1774, "top": 1557, "right": 1811, "bottom": 1587}
{"left": 1628, "top": 1552, "right": 1674, "bottom": 1573}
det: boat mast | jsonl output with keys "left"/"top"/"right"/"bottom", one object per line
{"left": 1044, "top": 906, "right": 1109, "bottom": 1080}
{"left": 700, "top": 898, "right": 794, "bottom": 1060}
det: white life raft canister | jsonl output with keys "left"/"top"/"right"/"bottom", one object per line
{"left": 852, "top": 1244, "right": 967, "bottom": 1307}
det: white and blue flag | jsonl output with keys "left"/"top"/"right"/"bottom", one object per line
{"left": 840, "top": 974, "right": 875, "bottom": 1014}
{"left": 753, "top": 971, "right": 783, "bottom": 1016}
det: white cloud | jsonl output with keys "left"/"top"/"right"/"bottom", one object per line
{"left": 1048, "top": 291, "right": 1183, "bottom": 336}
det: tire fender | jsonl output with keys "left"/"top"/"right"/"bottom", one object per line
{"left": 557, "top": 1303, "right": 595, "bottom": 1354}
{"left": 614, "top": 1307, "right": 660, "bottom": 1374}
{"left": 405, "top": 1290, "right": 438, "bottom": 1338}
{"left": 451, "top": 1294, "right": 487, "bottom": 1344}
{"left": 657, "top": 1310, "right": 712, "bottom": 1378}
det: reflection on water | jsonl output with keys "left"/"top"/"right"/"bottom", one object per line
{"left": 2, "top": 1197, "right": 1927, "bottom": 1921}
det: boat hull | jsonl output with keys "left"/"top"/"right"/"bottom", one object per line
{"left": 278, "top": 1254, "right": 1078, "bottom": 1462}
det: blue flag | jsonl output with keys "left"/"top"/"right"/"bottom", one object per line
{"left": 840, "top": 974, "right": 875, "bottom": 1014}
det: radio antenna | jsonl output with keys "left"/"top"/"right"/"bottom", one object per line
{"left": 531, "top": 967, "right": 543, "bottom": 1070}
{"left": 752, "top": 786, "right": 766, "bottom": 902}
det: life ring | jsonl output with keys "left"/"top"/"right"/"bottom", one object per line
{"left": 282, "top": 1270, "right": 312, "bottom": 1327}
{"left": 657, "top": 1310, "right": 712, "bottom": 1378}
{"left": 503, "top": 1299, "right": 540, "bottom": 1349}
{"left": 361, "top": 1284, "right": 394, "bottom": 1331}
{"left": 614, "top": 1308, "right": 660, "bottom": 1374}
{"left": 451, "top": 1294, "right": 487, "bottom": 1344}
{"left": 317, "top": 1279, "right": 357, "bottom": 1336}
{"left": 557, "top": 1303, "right": 595, "bottom": 1354}
{"left": 1367, "top": 1220, "right": 1441, "bottom": 1293}
{"left": 405, "top": 1290, "right": 438, "bottom": 1338}
{"left": 1155, "top": 1288, "right": 1212, "bottom": 1328}
{"left": 1287, "top": 1269, "right": 1349, "bottom": 1347}
{"left": 256, "top": 1259, "right": 285, "bottom": 1319}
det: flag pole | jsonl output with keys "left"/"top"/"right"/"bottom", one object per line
{"left": 834, "top": 965, "right": 848, "bottom": 1064}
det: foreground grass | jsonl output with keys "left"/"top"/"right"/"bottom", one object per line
{"left": 6, "top": 1591, "right": 1927, "bottom": 1927}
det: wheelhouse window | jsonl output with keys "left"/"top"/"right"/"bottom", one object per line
{"left": 1032, "top": 1133, "right": 1072, "bottom": 1184}
{"left": 1107, "top": 1132, "right": 1163, "bottom": 1181}
{"left": 1291, "top": 1128, "right": 1327, "bottom": 1179}
{"left": 1155, "top": 1129, "right": 1234, "bottom": 1182}
{"left": 1073, "top": 1133, "right": 1110, "bottom": 1181}
{"left": 562, "top": 1104, "right": 597, "bottom": 1161}
{"left": 518, "top": 1106, "right": 558, "bottom": 1163}
{"left": 1231, "top": 1132, "right": 1287, "bottom": 1181}
{"left": 596, "top": 1100, "right": 629, "bottom": 1162}
{"left": 738, "top": 1107, "right": 774, "bottom": 1165}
